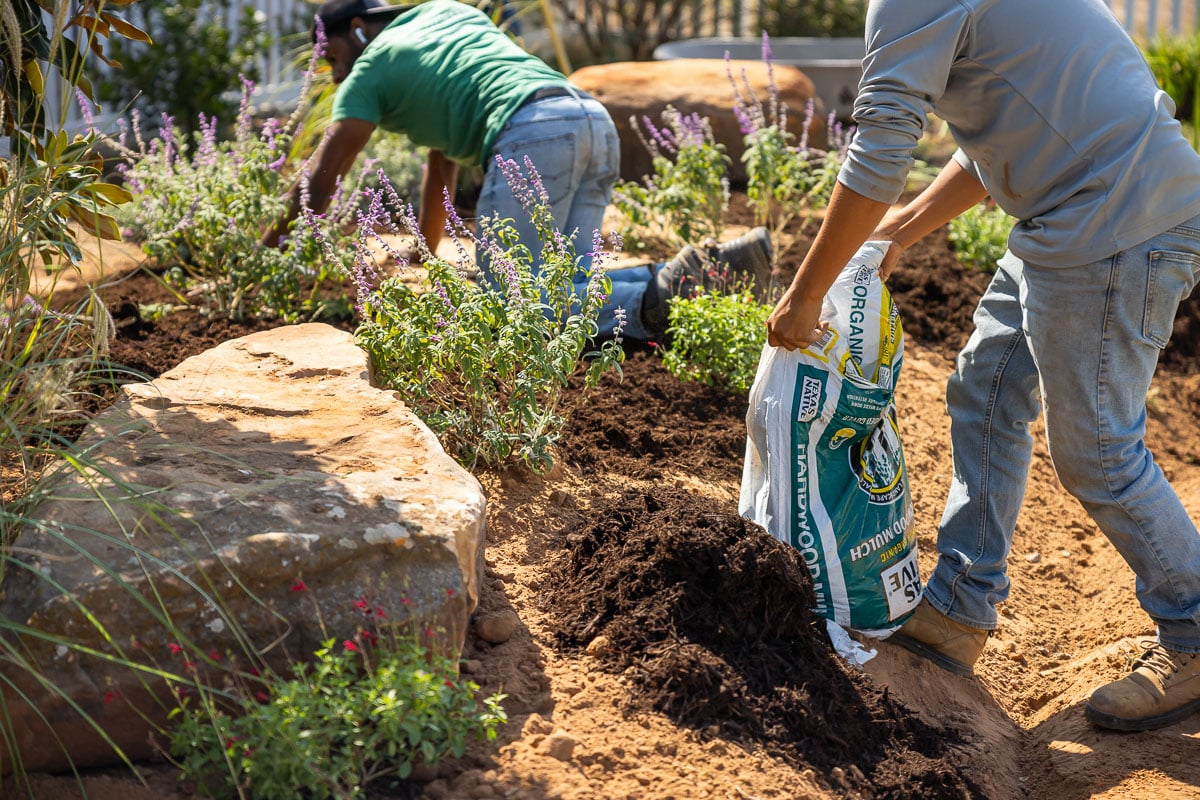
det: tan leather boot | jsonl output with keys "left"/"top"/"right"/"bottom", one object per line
{"left": 889, "top": 597, "right": 989, "bottom": 677}
{"left": 1085, "top": 640, "right": 1200, "bottom": 731}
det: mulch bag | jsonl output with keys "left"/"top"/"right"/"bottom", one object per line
{"left": 739, "top": 240, "right": 920, "bottom": 636}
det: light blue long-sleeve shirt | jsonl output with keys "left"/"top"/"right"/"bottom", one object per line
{"left": 839, "top": 0, "right": 1200, "bottom": 267}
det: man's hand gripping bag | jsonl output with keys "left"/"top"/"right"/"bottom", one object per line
{"left": 739, "top": 241, "right": 920, "bottom": 636}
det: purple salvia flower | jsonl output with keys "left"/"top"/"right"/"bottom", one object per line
{"left": 285, "top": 19, "right": 328, "bottom": 132}
{"left": 74, "top": 88, "right": 95, "bottom": 133}
{"left": 196, "top": 113, "right": 219, "bottom": 168}
{"left": 236, "top": 75, "right": 255, "bottom": 141}
{"left": 798, "top": 98, "right": 815, "bottom": 152}
{"left": 523, "top": 156, "right": 550, "bottom": 206}
{"left": 130, "top": 108, "right": 146, "bottom": 153}
{"left": 644, "top": 115, "right": 678, "bottom": 156}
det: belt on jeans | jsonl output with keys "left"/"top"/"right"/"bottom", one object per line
{"left": 527, "top": 86, "right": 591, "bottom": 103}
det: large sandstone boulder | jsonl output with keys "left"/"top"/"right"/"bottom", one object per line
{"left": 571, "top": 59, "right": 828, "bottom": 184}
{"left": 0, "top": 323, "right": 486, "bottom": 774}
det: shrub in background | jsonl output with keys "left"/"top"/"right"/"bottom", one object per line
{"left": 756, "top": 0, "right": 866, "bottom": 37}
{"left": 661, "top": 288, "right": 771, "bottom": 394}
{"left": 352, "top": 157, "right": 625, "bottom": 475}
{"left": 948, "top": 201, "right": 1012, "bottom": 274}
{"left": 97, "top": 0, "right": 272, "bottom": 136}
{"left": 611, "top": 106, "right": 730, "bottom": 254}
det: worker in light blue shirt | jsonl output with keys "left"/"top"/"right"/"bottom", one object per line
{"left": 767, "top": 0, "right": 1200, "bottom": 732}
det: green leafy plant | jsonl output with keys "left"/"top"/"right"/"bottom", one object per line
{"left": 350, "top": 156, "right": 625, "bottom": 475}
{"left": 948, "top": 200, "right": 1013, "bottom": 274}
{"left": 661, "top": 288, "right": 771, "bottom": 394}
{"left": 170, "top": 611, "right": 506, "bottom": 800}
{"left": 113, "top": 67, "right": 363, "bottom": 322}
{"left": 96, "top": 0, "right": 274, "bottom": 136}
{"left": 612, "top": 105, "right": 730, "bottom": 254}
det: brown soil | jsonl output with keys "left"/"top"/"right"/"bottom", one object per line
{"left": 17, "top": 215, "right": 1200, "bottom": 800}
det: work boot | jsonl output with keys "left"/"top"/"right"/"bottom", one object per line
{"left": 1084, "top": 640, "right": 1200, "bottom": 731}
{"left": 889, "top": 598, "right": 989, "bottom": 677}
{"left": 640, "top": 227, "right": 775, "bottom": 336}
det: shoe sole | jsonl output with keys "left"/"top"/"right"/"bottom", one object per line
{"left": 1083, "top": 696, "right": 1200, "bottom": 732}
{"left": 889, "top": 632, "right": 977, "bottom": 678}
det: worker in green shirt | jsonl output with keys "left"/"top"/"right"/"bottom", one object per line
{"left": 265, "top": 0, "right": 773, "bottom": 340}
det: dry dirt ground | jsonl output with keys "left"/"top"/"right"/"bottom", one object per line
{"left": 17, "top": 215, "right": 1200, "bottom": 800}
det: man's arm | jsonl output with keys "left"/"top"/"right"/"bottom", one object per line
{"left": 262, "top": 117, "right": 376, "bottom": 247}
{"left": 766, "top": 159, "right": 988, "bottom": 350}
{"left": 418, "top": 149, "right": 459, "bottom": 255}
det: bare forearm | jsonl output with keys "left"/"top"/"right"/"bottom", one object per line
{"left": 789, "top": 182, "right": 892, "bottom": 302}
{"left": 875, "top": 158, "right": 989, "bottom": 248}
{"left": 418, "top": 150, "right": 458, "bottom": 252}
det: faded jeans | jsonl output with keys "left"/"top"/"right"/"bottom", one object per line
{"left": 477, "top": 91, "right": 657, "bottom": 340}
{"left": 925, "top": 216, "right": 1200, "bottom": 653}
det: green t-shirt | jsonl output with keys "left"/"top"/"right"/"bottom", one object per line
{"left": 332, "top": 0, "right": 570, "bottom": 169}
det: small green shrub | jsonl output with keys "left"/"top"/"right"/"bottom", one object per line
{"left": 351, "top": 157, "right": 625, "bottom": 475}
{"left": 170, "top": 632, "right": 506, "bottom": 799}
{"left": 661, "top": 288, "right": 771, "bottom": 394}
{"left": 948, "top": 201, "right": 1013, "bottom": 274}
{"left": 612, "top": 106, "right": 730, "bottom": 254}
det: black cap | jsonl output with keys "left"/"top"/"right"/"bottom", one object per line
{"left": 314, "top": 0, "right": 410, "bottom": 33}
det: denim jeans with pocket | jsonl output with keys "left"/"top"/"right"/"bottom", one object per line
{"left": 925, "top": 215, "right": 1200, "bottom": 653}
{"left": 477, "top": 91, "right": 657, "bottom": 340}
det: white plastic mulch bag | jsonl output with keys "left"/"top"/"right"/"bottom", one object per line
{"left": 739, "top": 240, "right": 920, "bottom": 636}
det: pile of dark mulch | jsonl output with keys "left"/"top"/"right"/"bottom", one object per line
{"left": 542, "top": 487, "right": 980, "bottom": 800}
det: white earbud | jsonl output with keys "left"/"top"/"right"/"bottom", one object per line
{"left": 354, "top": 28, "right": 368, "bottom": 45}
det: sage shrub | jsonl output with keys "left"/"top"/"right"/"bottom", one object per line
{"left": 352, "top": 156, "right": 625, "bottom": 474}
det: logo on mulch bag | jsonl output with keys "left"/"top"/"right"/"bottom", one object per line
{"left": 797, "top": 375, "right": 824, "bottom": 423}
{"left": 849, "top": 411, "right": 905, "bottom": 504}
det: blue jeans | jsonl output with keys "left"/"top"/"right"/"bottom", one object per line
{"left": 477, "top": 91, "right": 657, "bottom": 340}
{"left": 926, "top": 217, "right": 1200, "bottom": 653}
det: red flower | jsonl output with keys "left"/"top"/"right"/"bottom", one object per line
{"left": 254, "top": 690, "right": 270, "bottom": 703}
{"left": 208, "top": 649, "right": 222, "bottom": 661}
{"left": 360, "top": 630, "right": 378, "bottom": 646}
{"left": 353, "top": 597, "right": 369, "bottom": 612}
{"left": 290, "top": 579, "right": 308, "bottom": 592}
{"left": 167, "top": 642, "right": 183, "bottom": 656}
{"left": 103, "top": 691, "right": 117, "bottom": 704}
{"left": 446, "top": 588, "right": 456, "bottom": 598}
{"left": 343, "top": 640, "right": 359, "bottom": 652}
